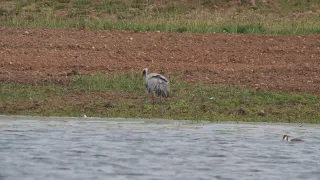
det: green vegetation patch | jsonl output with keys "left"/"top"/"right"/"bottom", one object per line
{"left": 1, "top": 74, "right": 319, "bottom": 123}
{"left": 72, "top": 73, "right": 143, "bottom": 93}
{"left": 0, "top": 0, "right": 319, "bottom": 34}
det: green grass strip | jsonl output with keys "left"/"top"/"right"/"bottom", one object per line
{"left": 1, "top": 74, "right": 319, "bottom": 123}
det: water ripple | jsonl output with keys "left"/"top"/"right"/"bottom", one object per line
{"left": 0, "top": 117, "right": 320, "bottom": 180}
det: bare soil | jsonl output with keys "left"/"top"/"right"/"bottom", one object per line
{"left": 1, "top": 27, "right": 320, "bottom": 95}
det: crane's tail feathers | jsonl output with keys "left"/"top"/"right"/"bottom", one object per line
{"left": 154, "top": 82, "right": 169, "bottom": 98}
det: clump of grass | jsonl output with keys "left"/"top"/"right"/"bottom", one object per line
{"left": 71, "top": 73, "right": 144, "bottom": 93}
{"left": 72, "top": 0, "right": 91, "bottom": 9}
{"left": 0, "top": 83, "right": 63, "bottom": 102}
{"left": 1, "top": 74, "right": 319, "bottom": 123}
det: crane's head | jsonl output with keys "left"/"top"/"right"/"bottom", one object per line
{"left": 142, "top": 68, "right": 148, "bottom": 77}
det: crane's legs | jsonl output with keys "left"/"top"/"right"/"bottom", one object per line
{"left": 152, "top": 94, "right": 155, "bottom": 109}
{"left": 149, "top": 94, "right": 165, "bottom": 116}
{"left": 160, "top": 95, "right": 163, "bottom": 116}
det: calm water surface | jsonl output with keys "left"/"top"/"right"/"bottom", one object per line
{"left": 1, "top": 116, "right": 320, "bottom": 180}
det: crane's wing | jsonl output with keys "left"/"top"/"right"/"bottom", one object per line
{"left": 148, "top": 73, "right": 169, "bottom": 83}
{"left": 146, "top": 75, "right": 169, "bottom": 97}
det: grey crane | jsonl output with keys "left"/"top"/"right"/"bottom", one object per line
{"left": 142, "top": 68, "right": 169, "bottom": 105}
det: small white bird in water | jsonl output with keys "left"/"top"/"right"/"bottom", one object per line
{"left": 282, "top": 135, "right": 303, "bottom": 142}
{"left": 142, "top": 68, "right": 169, "bottom": 105}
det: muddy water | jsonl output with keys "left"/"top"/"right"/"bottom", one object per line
{"left": 0, "top": 116, "right": 320, "bottom": 180}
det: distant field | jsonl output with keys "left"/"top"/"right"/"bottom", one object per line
{"left": 1, "top": 0, "right": 320, "bottom": 34}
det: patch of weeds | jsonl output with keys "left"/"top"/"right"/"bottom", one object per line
{"left": 153, "top": 2, "right": 191, "bottom": 15}
{"left": 201, "top": 1, "right": 217, "bottom": 7}
{"left": 131, "top": 0, "right": 148, "bottom": 10}
{"left": 67, "top": 10, "right": 87, "bottom": 18}
{"left": 0, "top": 83, "right": 62, "bottom": 102}
{"left": 72, "top": 73, "right": 144, "bottom": 94}
{"left": 56, "top": 0, "right": 70, "bottom": 3}
{"left": 72, "top": 0, "right": 91, "bottom": 9}
{"left": 25, "top": 14, "right": 35, "bottom": 21}
{"left": 0, "top": 7, "right": 11, "bottom": 16}
{"left": 117, "top": 11, "right": 139, "bottom": 20}
{"left": 55, "top": 4, "right": 67, "bottom": 10}
{"left": 176, "top": 26, "right": 188, "bottom": 33}
{"left": 14, "top": 2, "right": 24, "bottom": 15}
{"left": 37, "top": 0, "right": 56, "bottom": 8}
{"left": 94, "top": 0, "right": 128, "bottom": 14}
{"left": 221, "top": 24, "right": 266, "bottom": 34}
{"left": 222, "top": 26, "right": 231, "bottom": 33}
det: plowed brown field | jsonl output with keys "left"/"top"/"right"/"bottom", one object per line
{"left": 1, "top": 27, "right": 320, "bottom": 95}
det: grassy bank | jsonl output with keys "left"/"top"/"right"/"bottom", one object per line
{"left": 1, "top": 73, "right": 319, "bottom": 123}
{"left": 0, "top": 0, "right": 320, "bottom": 34}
